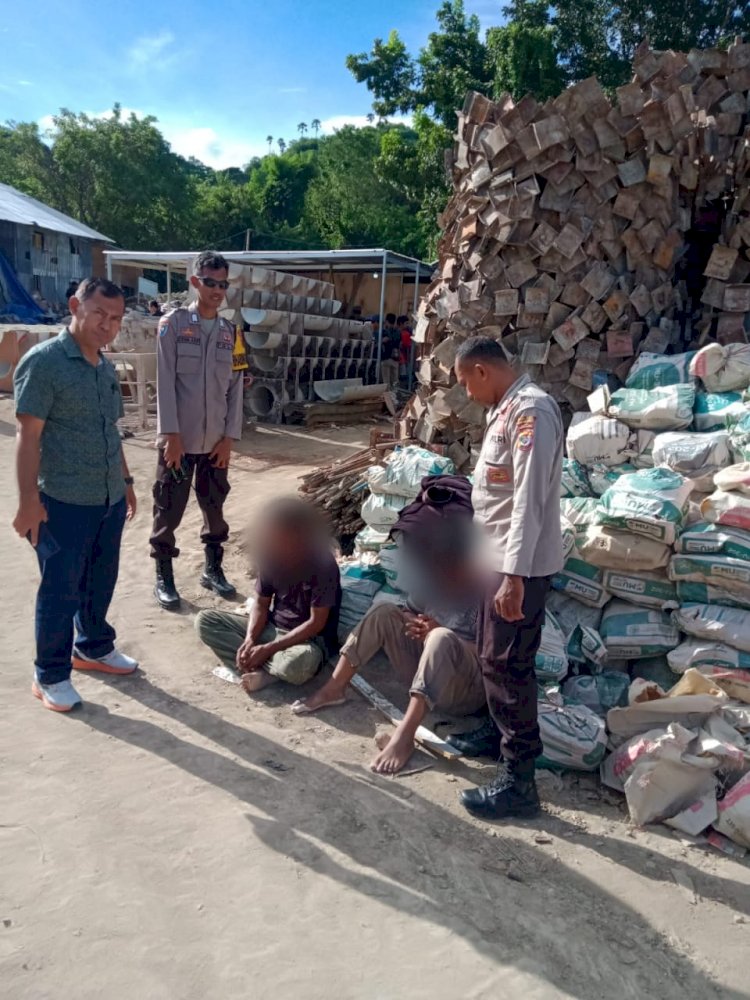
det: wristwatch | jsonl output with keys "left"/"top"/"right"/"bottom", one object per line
{"left": 124, "top": 476, "right": 135, "bottom": 486}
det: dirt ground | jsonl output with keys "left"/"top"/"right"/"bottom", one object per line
{"left": 1, "top": 395, "right": 749, "bottom": 1000}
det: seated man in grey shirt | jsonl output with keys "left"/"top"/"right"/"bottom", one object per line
{"left": 293, "top": 548, "right": 485, "bottom": 774}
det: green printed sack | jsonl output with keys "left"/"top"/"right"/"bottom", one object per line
{"left": 668, "top": 554, "right": 750, "bottom": 604}
{"left": 599, "top": 599, "right": 681, "bottom": 659}
{"left": 674, "top": 522, "right": 750, "bottom": 561}
{"left": 601, "top": 568, "right": 678, "bottom": 610}
{"left": 693, "top": 392, "right": 747, "bottom": 432}
{"left": 577, "top": 525, "right": 671, "bottom": 572}
{"left": 626, "top": 351, "right": 696, "bottom": 390}
{"left": 675, "top": 581, "right": 750, "bottom": 610}
{"left": 587, "top": 464, "right": 637, "bottom": 497}
{"left": 551, "top": 556, "right": 611, "bottom": 609}
{"left": 537, "top": 695, "right": 608, "bottom": 772}
{"left": 535, "top": 611, "right": 569, "bottom": 683}
{"left": 727, "top": 411, "right": 750, "bottom": 462}
{"left": 561, "top": 458, "right": 592, "bottom": 498}
{"left": 667, "top": 641, "right": 750, "bottom": 674}
{"left": 560, "top": 497, "right": 600, "bottom": 538}
{"left": 562, "top": 672, "right": 631, "bottom": 718}
{"left": 673, "top": 604, "right": 750, "bottom": 653}
{"left": 608, "top": 384, "right": 695, "bottom": 431}
{"left": 596, "top": 468, "right": 692, "bottom": 545}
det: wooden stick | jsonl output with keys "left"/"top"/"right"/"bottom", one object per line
{"left": 350, "top": 675, "right": 463, "bottom": 761}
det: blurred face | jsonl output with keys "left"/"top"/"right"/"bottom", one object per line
{"left": 190, "top": 266, "right": 229, "bottom": 313}
{"left": 455, "top": 358, "right": 496, "bottom": 408}
{"left": 259, "top": 522, "right": 309, "bottom": 572}
{"left": 69, "top": 289, "right": 125, "bottom": 351}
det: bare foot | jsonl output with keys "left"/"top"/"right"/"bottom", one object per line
{"left": 370, "top": 729, "right": 416, "bottom": 775}
{"left": 241, "top": 670, "right": 279, "bottom": 694}
{"left": 291, "top": 681, "right": 347, "bottom": 715}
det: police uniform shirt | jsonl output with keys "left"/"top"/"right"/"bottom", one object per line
{"left": 472, "top": 373, "right": 565, "bottom": 578}
{"left": 156, "top": 307, "right": 244, "bottom": 455}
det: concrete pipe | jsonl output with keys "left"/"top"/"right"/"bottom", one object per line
{"left": 247, "top": 383, "right": 278, "bottom": 417}
{"left": 245, "top": 329, "right": 285, "bottom": 350}
{"left": 241, "top": 308, "right": 287, "bottom": 331}
{"left": 303, "top": 315, "right": 334, "bottom": 332}
{"left": 224, "top": 285, "right": 242, "bottom": 309}
{"left": 251, "top": 351, "right": 283, "bottom": 373}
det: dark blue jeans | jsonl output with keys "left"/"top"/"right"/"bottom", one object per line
{"left": 35, "top": 494, "right": 127, "bottom": 685}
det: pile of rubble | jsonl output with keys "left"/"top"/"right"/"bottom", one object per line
{"left": 408, "top": 40, "right": 750, "bottom": 461}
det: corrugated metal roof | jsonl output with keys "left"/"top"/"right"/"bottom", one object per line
{"left": 0, "top": 183, "right": 114, "bottom": 243}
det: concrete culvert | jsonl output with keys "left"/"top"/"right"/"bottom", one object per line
{"left": 248, "top": 384, "right": 276, "bottom": 417}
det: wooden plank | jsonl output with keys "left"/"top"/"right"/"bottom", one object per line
{"left": 350, "top": 675, "right": 463, "bottom": 761}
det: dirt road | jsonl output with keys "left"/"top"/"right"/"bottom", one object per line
{"left": 1, "top": 397, "right": 748, "bottom": 1000}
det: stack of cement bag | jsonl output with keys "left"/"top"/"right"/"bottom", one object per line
{"left": 534, "top": 341, "right": 750, "bottom": 849}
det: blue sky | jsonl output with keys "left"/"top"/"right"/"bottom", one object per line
{"left": 0, "top": 0, "right": 501, "bottom": 169}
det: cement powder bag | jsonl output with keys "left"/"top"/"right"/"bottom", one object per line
{"left": 535, "top": 611, "right": 569, "bottom": 684}
{"left": 675, "top": 581, "right": 750, "bottom": 610}
{"left": 667, "top": 641, "right": 750, "bottom": 674}
{"left": 626, "top": 351, "right": 696, "bottom": 390}
{"left": 566, "top": 624, "right": 609, "bottom": 668}
{"left": 560, "top": 497, "right": 600, "bottom": 537}
{"left": 552, "top": 555, "right": 611, "bottom": 609}
{"left": 601, "top": 568, "right": 678, "bottom": 610}
{"left": 714, "top": 463, "right": 750, "bottom": 495}
{"left": 673, "top": 604, "right": 750, "bottom": 653}
{"left": 675, "top": 522, "right": 750, "bottom": 561}
{"left": 546, "top": 590, "right": 603, "bottom": 638}
{"left": 608, "top": 384, "right": 696, "bottom": 431}
{"left": 566, "top": 414, "right": 633, "bottom": 467}
{"left": 354, "top": 526, "right": 390, "bottom": 553}
{"left": 690, "top": 343, "right": 750, "bottom": 393}
{"left": 714, "top": 773, "right": 750, "bottom": 848}
{"left": 701, "top": 489, "right": 750, "bottom": 531}
{"left": 560, "top": 517, "right": 576, "bottom": 560}
{"left": 577, "top": 525, "right": 672, "bottom": 572}
{"left": 367, "top": 447, "right": 455, "bottom": 499}
{"left": 561, "top": 458, "right": 592, "bottom": 497}
{"left": 631, "top": 657, "right": 678, "bottom": 692}
{"left": 632, "top": 429, "right": 656, "bottom": 468}
{"left": 361, "top": 493, "right": 407, "bottom": 529}
{"left": 669, "top": 553, "right": 750, "bottom": 605}
{"left": 693, "top": 392, "right": 747, "bottom": 432}
{"left": 596, "top": 468, "right": 692, "bottom": 545}
{"left": 651, "top": 430, "right": 732, "bottom": 491}
{"left": 587, "top": 464, "right": 637, "bottom": 497}
{"left": 377, "top": 544, "right": 409, "bottom": 593}
{"left": 562, "top": 672, "right": 630, "bottom": 717}
{"left": 727, "top": 410, "right": 750, "bottom": 462}
{"left": 537, "top": 693, "right": 608, "bottom": 771}
{"left": 600, "top": 600, "right": 681, "bottom": 660}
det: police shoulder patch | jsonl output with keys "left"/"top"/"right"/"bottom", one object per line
{"left": 515, "top": 412, "right": 536, "bottom": 451}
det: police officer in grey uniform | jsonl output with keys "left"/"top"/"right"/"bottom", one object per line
{"left": 150, "top": 251, "right": 244, "bottom": 610}
{"left": 449, "top": 336, "right": 564, "bottom": 820}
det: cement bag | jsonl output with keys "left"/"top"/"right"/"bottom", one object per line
{"left": 361, "top": 492, "right": 407, "bottom": 529}
{"left": 667, "top": 641, "right": 750, "bottom": 674}
{"left": 587, "top": 464, "right": 637, "bottom": 497}
{"left": 651, "top": 431, "right": 731, "bottom": 491}
{"left": 537, "top": 694, "right": 608, "bottom": 771}
{"left": 546, "top": 590, "right": 603, "bottom": 639}
{"left": 673, "top": 604, "right": 750, "bottom": 653}
{"left": 377, "top": 544, "right": 408, "bottom": 593}
{"left": 560, "top": 517, "right": 576, "bottom": 560}
{"left": 600, "top": 724, "right": 718, "bottom": 826}
{"left": 577, "top": 525, "right": 671, "bottom": 572}
{"left": 601, "top": 568, "right": 678, "bottom": 610}
{"left": 693, "top": 392, "right": 747, "bottom": 431}
{"left": 596, "top": 468, "right": 692, "bottom": 545}
{"left": 674, "top": 522, "right": 750, "bottom": 561}
{"left": 632, "top": 429, "right": 656, "bottom": 468}
{"left": 675, "top": 581, "right": 750, "bottom": 610}
{"left": 535, "top": 611, "right": 568, "bottom": 684}
{"left": 690, "top": 342, "right": 750, "bottom": 393}
{"left": 608, "top": 384, "right": 695, "bottom": 431}
{"left": 552, "top": 555, "right": 611, "bottom": 609}
{"left": 566, "top": 624, "right": 608, "bottom": 668}
{"left": 668, "top": 553, "right": 750, "bottom": 605}
{"left": 626, "top": 351, "right": 696, "bottom": 390}
{"left": 562, "top": 672, "right": 630, "bottom": 717}
{"left": 560, "top": 497, "right": 600, "bottom": 538}
{"left": 600, "top": 599, "right": 680, "bottom": 660}
{"left": 561, "top": 458, "right": 591, "bottom": 498}
{"left": 368, "top": 447, "right": 455, "bottom": 499}
{"left": 701, "top": 489, "right": 750, "bottom": 531}
{"left": 631, "top": 656, "right": 678, "bottom": 692}
{"left": 714, "top": 773, "right": 750, "bottom": 848}
{"left": 354, "top": 526, "right": 390, "bottom": 553}
{"left": 727, "top": 411, "right": 750, "bottom": 462}
{"left": 714, "top": 462, "right": 750, "bottom": 495}
{"left": 566, "top": 414, "right": 633, "bottom": 468}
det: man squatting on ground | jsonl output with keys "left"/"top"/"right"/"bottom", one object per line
{"left": 151, "top": 251, "right": 244, "bottom": 610}
{"left": 294, "top": 537, "right": 487, "bottom": 774}
{"left": 450, "top": 336, "right": 564, "bottom": 820}
{"left": 195, "top": 499, "right": 341, "bottom": 695}
{"left": 12, "top": 278, "right": 139, "bottom": 713}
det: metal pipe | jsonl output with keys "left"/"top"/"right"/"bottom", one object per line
{"left": 376, "top": 249, "right": 387, "bottom": 383}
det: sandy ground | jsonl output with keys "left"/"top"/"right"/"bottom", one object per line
{"left": 1, "top": 395, "right": 750, "bottom": 1000}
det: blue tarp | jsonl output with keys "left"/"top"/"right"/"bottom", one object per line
{"left": 0, "top": 250, "right": 46, "bottom": 323}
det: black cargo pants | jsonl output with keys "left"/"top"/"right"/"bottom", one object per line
{"left": 478, "top": 573, "right": 550, "bottom": 764}
{"left": 149, "top": 451, "right": 230, "bottom": 559}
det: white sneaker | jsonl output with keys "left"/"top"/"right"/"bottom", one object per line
{"left": 32, "top": 678, "right": 82, "bottom": 712}
{"left": 72, "top": 648, "right": 139, "bottom": 676}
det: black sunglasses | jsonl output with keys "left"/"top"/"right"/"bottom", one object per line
{"left": 197, "top": 277, "right": 230, "bottom": 290}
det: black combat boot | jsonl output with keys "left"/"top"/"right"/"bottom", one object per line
{"left": 200, "top": 544, "right": 237, "bottom": 598}
{"left": 460, "top": 759, "right": 540, "bottom": 820}
{"left": 446, "top": 716, "right": 501, "bottom": 758}
{"left": 155, "top": 557, "right": 181, "bottom": 611}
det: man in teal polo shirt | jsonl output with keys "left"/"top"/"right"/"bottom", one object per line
{"left": 12, "top": 277, "right": 139, "bottom": 713}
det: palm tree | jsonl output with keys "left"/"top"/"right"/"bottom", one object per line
{"left": 278, "top": 138, "right": 287, "bottom": 153}
{"left": 297, "top": 121, "right": 308, "bottom": 137}
{"left": 366, "top": 112, "right": 375, "bottom": 124}
{"left": 266, "top": 134, "right": 273, "bottom": 153}
{"left": 311, "top": 118, "right": 321, "bottom": 137}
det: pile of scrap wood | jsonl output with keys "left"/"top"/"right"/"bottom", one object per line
{"left": 409, "top": 40, "right": 750, "bottom": 455}
{"left": 284, "top": 396, "right": 386, "bottom": 428}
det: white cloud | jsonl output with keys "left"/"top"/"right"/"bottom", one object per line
{"left": 126, "top": 30, "right": 175, "bottom": 69}
{"left": 320, "top": 114, "right": 413, "bottom": 132}
{"left": 17, "top": 79, "right": 32, "bottom": 86}
{"left": 161, "top": 125, "right": 268, "bottom": 169}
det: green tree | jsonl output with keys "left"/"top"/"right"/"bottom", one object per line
{"left": 311, "top": 118, "right": 321, "bottom": 137}
{"left": 0, "top": 121, "right": 60, "bottom": 205}
{"left": 297, "top": 122, "right": 308, "bottom": 137}
{"left": 486, "top": 20, "right": 565, "bottom": 100}
{"left": 266, "top": 134, "right": 274, "bottom": 153}
{"left": 278, "top": 138, "right": 286, "bottom": 153}
{"left": 346, "top": 29, "right": 418, "bottom": 119}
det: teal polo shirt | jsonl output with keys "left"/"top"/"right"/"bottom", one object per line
{"left": 14, "top": 328, "right": 126, "bottom": 506}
